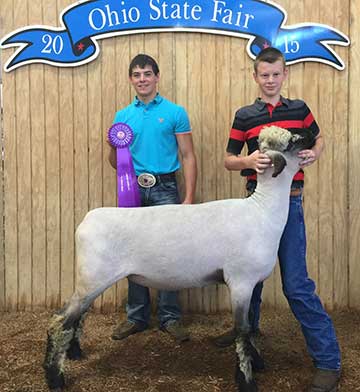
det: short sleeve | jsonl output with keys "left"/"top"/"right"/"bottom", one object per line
{"left": 174, "top": 106, "right": 191, "bottom": 134}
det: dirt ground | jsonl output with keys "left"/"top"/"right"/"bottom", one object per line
{"left": 0, "top": 308, "right": 359, "bottom": 392}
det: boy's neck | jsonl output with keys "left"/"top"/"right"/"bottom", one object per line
{"left": 261, "top": 94, "right": 281, "bottom": 107}
{"left": 138, "top": 91, "right": 158, "bottom": 105}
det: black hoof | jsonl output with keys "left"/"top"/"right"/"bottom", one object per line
{"left": 235, "top": 368, "right": 258, "bottom": 392}
{"left": 44, "top": 365, "right": 65, "bottom": 390}
{"left": 249, "top": 345, "right": 265, "bottom": 372}
{"left": 66, "top": 340, "right": 83, "bottom": 360}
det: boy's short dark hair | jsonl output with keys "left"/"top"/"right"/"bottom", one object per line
{"left": 129, "top": 54, "right": 160, "bottom": 76}
{"left": 254, "top": 47, "right": 286, "bottom": 73}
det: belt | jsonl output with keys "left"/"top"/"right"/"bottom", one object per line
{"left": 137, "top": 172, "right": 176, "bottom": 188}
{"left": 290, "top": 188, "right": 303, "bottom": 197}
{"left": 247, "top": 187, "right": 303, "bottom": 197}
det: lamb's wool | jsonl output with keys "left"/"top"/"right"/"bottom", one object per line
{"left": 258, "top": 125, "right": 292, "bottom": 153}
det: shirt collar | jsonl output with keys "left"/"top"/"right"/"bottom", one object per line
{"left": 254, "top": 96, "right": 289, "bottom": 110}
{"left": 134, "top": 92, "right": 163, "bottom": 106}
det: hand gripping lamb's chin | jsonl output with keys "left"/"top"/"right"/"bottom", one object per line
{"left": 258, "top": 125, "right": 316, "bottom": 178}
{"left": 43, "top": 126, "right": 316, "bottom": 392}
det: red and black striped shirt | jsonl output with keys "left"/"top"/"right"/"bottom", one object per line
{"left": 226, "top": 96, "right": 320, "bottom": 189}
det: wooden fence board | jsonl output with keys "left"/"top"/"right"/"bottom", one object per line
{"left": 14, "top": 0, "right": 32, "bottom": 311}
{"left": 333, "top": 0, "right": 350, "bottom": 308}
{"left": 58, "top": 68, "right": 75, "bottom": 306}
{"left": 43, "top": 3, "right": 61, "bottom": 309}
{"left": 158, "top": 33, "right": 174, "bottom": 102}
{"left": 301, "top": 2, "right": 322, "bottom": 303}
{"left": 2, "top": 0, "right": 17, "bottom": 311}
{"left": 145, "top": 32, "right": 159, "bottom": 61}
{"left": 229, "top": 37, "right": 247, "bottom": 201}
{"left": 29, "top": 0, "right": 46, "bottom": 310}
{"left": 29, "top": 78, "right": 46, "bottom": 309}
{"left": 317, "top": 0, "right": 335, "bottom": 308}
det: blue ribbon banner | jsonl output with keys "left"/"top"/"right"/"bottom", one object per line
{"left": 1, "top": 0, "right": 350, "bottom": 72}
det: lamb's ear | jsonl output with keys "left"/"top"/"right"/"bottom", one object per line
{"left": 287, "top": 129, "right": 316, "bottom": 151}
{"left": 266, "top": 151, "right": 287, "bottom": 177}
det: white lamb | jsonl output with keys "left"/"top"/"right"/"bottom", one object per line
{"left": 43, "top": 126, "right": 316, "bottom": 392}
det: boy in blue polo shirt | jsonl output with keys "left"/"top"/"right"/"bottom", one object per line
{"left": 109, "top": 54, "right": 197, "bottom": 343}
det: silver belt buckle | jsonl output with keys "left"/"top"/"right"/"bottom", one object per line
{"left": 137, "top": 173, "right": 156, "bottom": 188}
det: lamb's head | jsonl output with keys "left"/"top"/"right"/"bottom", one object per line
{"left": 258, "top": 126, "right": 316, "bottom": 177}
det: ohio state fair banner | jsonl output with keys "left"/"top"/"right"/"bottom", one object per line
{"left": 1, "top": 0, "right": 350, "bottom": 72}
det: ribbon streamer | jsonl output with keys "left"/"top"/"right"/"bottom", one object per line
{"left": 108, "top": 123, "right": 140, "bottom": 207}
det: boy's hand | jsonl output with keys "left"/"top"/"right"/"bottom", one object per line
{"left": 298, "top": 149, "right": 316, "bottom": 168}
{"left": 250, "top": 150, "right": 273, "bottom": 173}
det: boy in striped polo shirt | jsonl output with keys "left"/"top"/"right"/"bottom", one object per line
{"left": 217, "top": 47, "right": 341, "bottom": 392}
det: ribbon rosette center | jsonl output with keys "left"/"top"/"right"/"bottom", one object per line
{"left": 108, "top": 122, "right": 133, "bottom": 148}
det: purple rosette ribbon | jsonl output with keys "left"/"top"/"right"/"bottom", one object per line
{"left": 108, "top": 122, "right": 140, "bottom": 207}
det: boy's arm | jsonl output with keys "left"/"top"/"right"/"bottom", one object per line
{"left": 176, "top": 133, "right": 197, "bottom": 204}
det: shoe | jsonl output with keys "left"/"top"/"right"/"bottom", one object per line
{"left": 161, "top": 321, "right": 190, "bottom": 343}
{"left": 308, "top": 369, "right": 341, "bottom": 392}
{"left": 111, "top": 321, "right": 146, "bottom": 340}
{"left": 213, "top": 328, "right": 237, "bottom": 348}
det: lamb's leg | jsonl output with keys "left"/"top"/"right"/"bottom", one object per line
{"left": 66, "top": 311, "right": 88, "bottom": 360}
{"left": 43, "top": 293, "right": 91, "bottom": 390}
{"left": 43, "top": 258, "right": 129, "bottom": 390}
{"left": 230, "top": 285, "right": 259, "bottom": 392}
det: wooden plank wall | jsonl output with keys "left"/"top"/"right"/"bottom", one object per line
{"left": 0, "top": 0, "right": 358, "bottom": 312}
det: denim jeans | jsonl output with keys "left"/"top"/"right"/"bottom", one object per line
{"left": 126, "top": 176, "right": 182, "bottom": 329}
{"left": 249, "top": 195, "right": 341, "bottom": 370}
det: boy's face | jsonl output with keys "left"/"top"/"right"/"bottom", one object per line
{"left": 253, "top": 59, "right": 288, "bottom": 101}
{"left": 129, "top": 64, "right": 159, "bottom": 102}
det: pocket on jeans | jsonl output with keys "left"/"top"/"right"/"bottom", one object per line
{"left": 152, "top": 180, "right": 180, "bottom": 205}
{"left": 159, "top": 180, "right": 178, "bottom": 192}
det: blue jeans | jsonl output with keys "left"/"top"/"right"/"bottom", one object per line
{"left": 249, "top": 195, "right": 341, "bottom": 370}
{"left": 126, "top": 176, "right": 182, "bottom": 329}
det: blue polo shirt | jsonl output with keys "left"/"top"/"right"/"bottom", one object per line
{"left": 113, "top": 93, "right": 191, "bottom": 175}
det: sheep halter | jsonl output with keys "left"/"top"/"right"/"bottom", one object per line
{"left": 108, "top": 122, "right": 141, "bottom": 207}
